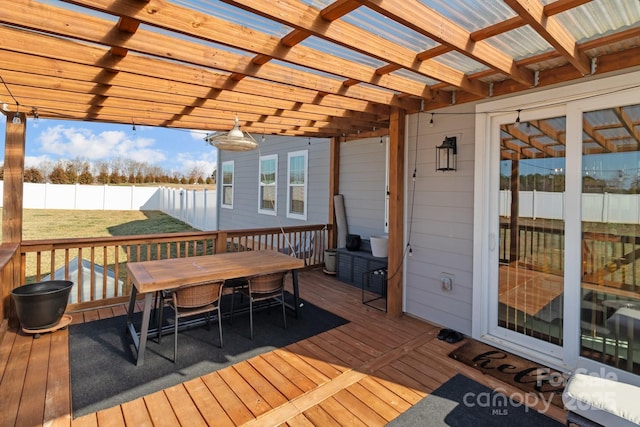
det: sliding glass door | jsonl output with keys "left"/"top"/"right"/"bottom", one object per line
{"left": 479, "top": 83, "right": 640, "bottom": 380}
{"left": 495, "top": 114, "right": 566, "bottom": 355}
{"left": 579, "top": 103, "right": 640, "bottom": 375}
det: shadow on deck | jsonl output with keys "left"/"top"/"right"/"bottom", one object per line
{"left": 0, "top": 269, "right": 567, "bottom": 426}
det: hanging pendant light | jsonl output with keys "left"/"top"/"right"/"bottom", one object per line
{"left": 205, "top": 115, "right": 258, "bottom": 151}
{"left": 12, "top": 104, "right": 21, "bottom": 125}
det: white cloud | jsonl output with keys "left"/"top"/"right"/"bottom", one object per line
{"left": 175, "top": 149, "right": 217, "bottom": 178}
{"left": 24, "top": 155, "right": 54, "bottom": 169}
{"left": 0, "top": 121, "right": 218, "bottom": 177}
{"left": 35, "top": 125, "right": 167, "bottom": 164}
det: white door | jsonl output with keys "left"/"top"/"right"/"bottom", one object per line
{"left": 570, "top": 94, "right": 640, "bottom": 385}
{"left": 474, "top": 74, "right": 640, "bottom": 384}
{"left": 487, "top": 107, "right": 567, "bottom": 362}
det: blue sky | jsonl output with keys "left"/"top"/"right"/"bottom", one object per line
{"left": 0, "top": 118, "right": 218, "bottom": 178}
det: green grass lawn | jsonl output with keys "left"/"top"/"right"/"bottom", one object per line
{"left": 1, "top": 209, "right": 202, "bottom": 286}
{"left": 0, "top": 209, "right": 199, "bottom": 241}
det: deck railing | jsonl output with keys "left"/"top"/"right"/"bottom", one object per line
{"left": 19, "top": 224, "right": 329, "bottom": 312}
{"left": 0, "top": 243, "right": 20, "bottom": 327}
{"left": 499, "top": 221, "right": 640, "bottom": 289}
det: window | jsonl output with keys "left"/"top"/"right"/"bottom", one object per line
{"left": 287, "top": 150, "right": 308, "bottom": 220}
{"left": 221, "top": 161, "right": 234, "bottom": 208}
{"left": 258, "top": 154, "right": 277, "bottom": 215}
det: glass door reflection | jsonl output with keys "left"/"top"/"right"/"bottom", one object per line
{"left": 498, "top": 116, "right": 566, "bottom": 347}
{"left": 580, "top": 104, "right": 640, "bottom": 374}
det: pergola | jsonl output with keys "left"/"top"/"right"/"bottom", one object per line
{"left": 0, "top": 0, "right": 638, "bottom": 137}
{"left": 1, "top": 1, "right": 639, "bottom": 317}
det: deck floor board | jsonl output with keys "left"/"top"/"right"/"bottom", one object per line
{"left": 15, "top": 332, "right": 49, "bottom": 427}
{"left": 0, "top": 269, "right": 567, "bottom": 426}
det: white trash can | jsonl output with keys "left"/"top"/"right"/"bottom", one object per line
{"left": 370, "top": 235, "right": 388, "bottom": 258}
{"left": 324, "top": 249, "right": 337, "bottom": 273}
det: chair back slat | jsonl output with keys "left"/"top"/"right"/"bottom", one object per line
{"left": 174, "top": 281, "right": 224, "bottom": 308}
{"left": 249, "top": 272, "right": 285, "bottom": 294}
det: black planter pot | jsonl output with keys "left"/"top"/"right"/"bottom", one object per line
{"left": 11, "top": 280, "right": 74, "bottom": 329}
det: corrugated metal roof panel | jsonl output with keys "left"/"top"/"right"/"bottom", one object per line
{"left": 418, "top": 0, "right": 518, "bottom": 31}
{"left": 176, "top": 0, "right": 293, "bottom": 37}
{"left": 542, "top": 0, "right": 640, "bottom": 43}
{"left": 337, "top": 6, "right": 439, "bottom": 52}
{"left": 430, "top": 51, "right": 489, "bottom": 75}
{"left": 391, "top": 68, "right": 440, "bottom": 86}
{"left": 486, "top": 26, "right": 554, "bottom": 60}
{"left": 299, "top": 36, "right": 386, "bottom": 68}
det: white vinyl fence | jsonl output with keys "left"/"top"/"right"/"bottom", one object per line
{"left": 500, "top": 190, "right": 640, "bottom": 223}
{"left": 0, "top": 182, "right": 217, "bottom": 231}
{"left": 157, "top": 187, "right": 217, "bottom": 231}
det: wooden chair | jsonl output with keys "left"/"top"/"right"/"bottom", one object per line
{"left": 157, "top": 280, "right": 225, "bottom": 362}
{"left": 231, "top": 271, "right": 287, "bottom": 339}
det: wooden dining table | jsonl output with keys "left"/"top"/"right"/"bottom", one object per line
{"left": 125, "top": 250, "right": 306, "bottom": 366}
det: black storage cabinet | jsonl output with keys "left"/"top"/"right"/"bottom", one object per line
{"left": 336, "top": 240, "right": 387, "bottom": 288}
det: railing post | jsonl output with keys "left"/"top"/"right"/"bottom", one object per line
{"left": 216, "top": 231, "right": 228, "bottom": 253}
{"left": 1, "top": 244, "right": 21, "bottom": 328}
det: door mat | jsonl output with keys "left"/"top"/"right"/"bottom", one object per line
{"left": 387, "top": 374, "right": 562, "bottom": 426}
{"left": 449, "top": 340, "right": 566, "bottom": 409}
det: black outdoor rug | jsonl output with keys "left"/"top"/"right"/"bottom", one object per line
{"left": 387, "top": 374, "right": 563, "bottom": 427}
{"left": 69, "top": 293, "right": 348, "bottom": 418}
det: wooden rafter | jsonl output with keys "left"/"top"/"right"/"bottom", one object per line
{"left": 504, "top": 0, "right": 591, "bottom": 76}
{"left": 613, "top": 107, "right": 640, "bottom": 147}
{"left": 0, "top": 28, "right": 390, "bottom": 133}
{"left": 583, "top": 118, "right": 617, "bottom": 153}
{"left": 357, "top": 0, "right": 534, "bottom": 86}
{"left": 0, "top": 0, "right": 635, "bottom": 137}
{"left": 4, "top": 1, "right": 417, "bottom": 109}
{"left": 498, "top": 104, "right": 640, "bottom": 160}
{"left": 223, "top": 0, "right": 487, "bottom": 96}
{"left": 64, "top": 0, "right": 432, "bottom": 99}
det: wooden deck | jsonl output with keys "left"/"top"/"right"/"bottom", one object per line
{"left": 0, "top": 269, "right": 566, "bottom": 426}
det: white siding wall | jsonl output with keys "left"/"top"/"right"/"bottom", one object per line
{"left": 214, "top": 124, "right": 477, "bottom": 335}
{"left": 338, "top": 137, "right": 388, "bottom": 239}
{"left": 404, "top": 104, "right": 476, "bottom": 335}
{"left": 217, "top": 136, "right": 331, "bottom": 230}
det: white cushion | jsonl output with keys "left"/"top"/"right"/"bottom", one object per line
{"left": 563, "top": 373, "right": 640, "bottom": 427}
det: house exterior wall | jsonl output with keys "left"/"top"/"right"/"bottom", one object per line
{"left": 213, "top": 123, "right": 477, "bottom": 334}
{"left": 338, "top": 136, "right": 388, "bottom": 239}
{"left": 403, "top": 104, "right": 477, "bottom": 335}
{"left": 337, "top": 119, "right": 476, "bottom": 335}
{"left": 216, "top": 136, "right": 331, "bottom": 230}
{"left": 403, "top": 70, "right": 640, "bottom": 358}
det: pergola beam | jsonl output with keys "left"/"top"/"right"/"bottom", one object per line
{"left": 504, "top": 0, "right": 591, "bottom": 76}
{"left": 61, "top": 0, "right": 430, "bottom": 99}
{"left": 222, "top": 0, "right": 487, "bottom": 97}
{"left": 357, "top": 0, "right": 535, "bottom": 87}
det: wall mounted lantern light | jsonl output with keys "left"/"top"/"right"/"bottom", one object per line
{"left": 436, "top": 136, "right": 457, "bottom": 172}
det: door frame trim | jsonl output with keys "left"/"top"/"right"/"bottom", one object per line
{"left": 472, "top": 70, "right": 640, "bottom": 374}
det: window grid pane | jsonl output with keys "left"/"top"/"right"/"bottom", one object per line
{"left": 290, "top": 186, "right": 304, "bottom": 214}
{"left": 287, "top": 151, "right": 307, "bottom": 218}
{"left": 259, "top": 156, "right": 277, "bottom": 212}
{"left": 260, "top": 158, "right": 276, "bottom": 185}
{"left": 223, "top": 186, "right": 232, "bottom": 205}
{"left": 261, "top": 186, "right": 275, "bottom": 210}
{"left": 222, "top": 161, "right": 233, "bottom": 207}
